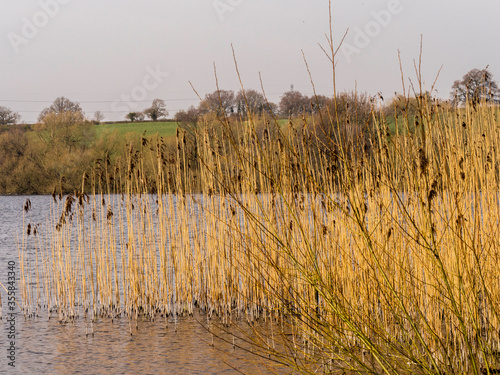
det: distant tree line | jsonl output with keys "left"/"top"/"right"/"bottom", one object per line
{"left": 126, "top": 99, "right": 168, "bottom": 122}
{"left": 0, "top": 68, "right": 498, "bottom": 195}
{"left": 0, "top": 97, "right": 134, "bottom": 194}
{"left": 174, "top": 88, "right": 376, "bottom": 127}
{"left": 173, "top": 66, "right": 499, "bottom": 126}
{"left": 450, "top": 68, "right": 500, "bottom": 106}
{"left": 0, "top": 106, "right": 21, "bottom": 125}
{"left": 0, "top": 68, "right": 497, "bottom": 128}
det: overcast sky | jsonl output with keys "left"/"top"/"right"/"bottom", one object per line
{"left": 1, "top": 0, "right": 499, "bottom": 123}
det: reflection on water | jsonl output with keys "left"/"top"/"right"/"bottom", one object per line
{"left": 17, "top": 316, "right": 268, "bottom": 374}
{"left": 0, "top": 196, "right": 285, "bottom": 374}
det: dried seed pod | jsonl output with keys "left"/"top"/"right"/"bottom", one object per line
{"left": 418, "top": 148, "right": 428, "bottom": 175}
{"left": 24, "top": 199, "right": 31, "bottom": 213}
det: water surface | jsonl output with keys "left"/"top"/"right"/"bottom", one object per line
{"left": 0, "top": 196, "right": 285, "bottom": 374}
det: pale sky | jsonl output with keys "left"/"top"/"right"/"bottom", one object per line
{"left": 1, "top": 0, "right": 499, "bottom": 123}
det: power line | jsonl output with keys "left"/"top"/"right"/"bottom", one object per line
{"left": 0, "top": 91, "right": 306, "bottom": 105}
{"left": 2, "top": 90, "right": 332, "bottom": 121}
{"left": 14, "top": 109, "right": 188, "bottom": 113}
{"left": 0, "top": 98, "right": 199, "bottom": 104}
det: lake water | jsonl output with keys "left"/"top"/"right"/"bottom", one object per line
{"left": 0, "top": 195, "right": 288, "bottom": 374}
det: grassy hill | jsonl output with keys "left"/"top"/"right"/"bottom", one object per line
{"left": 96, "top": 121, "right": 179, "bottom": 137}
{"left": 94, "top": 119, "right": 297, "bottom": 139}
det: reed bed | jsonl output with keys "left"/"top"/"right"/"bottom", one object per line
{"left": 18, "top": 86, "right": 500, "bottom": 373}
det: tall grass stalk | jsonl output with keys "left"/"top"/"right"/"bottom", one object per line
{"left": 18, "top": 94, "right": 500, "bottom": 373}
{"left": 17, "top": 27, "right": 500, "bottom": 375}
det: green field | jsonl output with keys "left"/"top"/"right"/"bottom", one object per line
{"left": 96, "top": 121, "right": 179, "bottom": 137}
{"left": 94, "top": 119, "right": 294, "bottom": 139}
{"left": 385, "top": 114, "right": 416, "bottom": 134}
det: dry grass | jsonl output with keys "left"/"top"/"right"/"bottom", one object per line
{"left": 18, "top": 96, "right": 500, "bottom": 373}
{"left": 17, "top": 9, "right": 500, "bottom": 371}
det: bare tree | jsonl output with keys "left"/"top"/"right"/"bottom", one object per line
{"left": 263, "top": 102, "right": 278, "bottom": 116}
{"left": 451, "top": 68, "right": 500, "bottom": 105}
{"left": 310, "top": 94, "right": 329, "bottom": 114}
{"left": 126, "top": 112, "right": 139, "bottom": 122}
{"left": 38, "top": 97, "right": 83, "bottom": 122}
{"left": 235, "top": 89, "right": 267, "bottom": 118}
{"left": 0, "top": 106, "right": 21, "bottom": 125}
{"left": 144, "top": 99, "right": 167, "bottom": 121}
{"left": 279, "top": 90, "right": 310, "bottom": 117}
{"left": 33, "top": 110, "right": 87, "bottom": 147}
{"left": 175, "top": 106, "right": 201, "bottom": 128}
{"left": 383, "top": 92, "right": 438, "bottom": 118}
{"left": 93, "top": 111, "right": 105, "bottom": 124}
{"left": 200, "top": 90, "right": 235, "bottom": 117}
